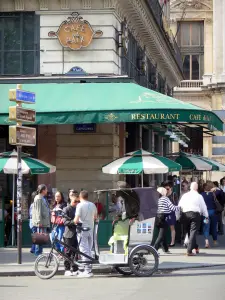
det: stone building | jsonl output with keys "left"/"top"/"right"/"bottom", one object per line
{"left": 0, "top": 0, "right": 183, "bottom": 198}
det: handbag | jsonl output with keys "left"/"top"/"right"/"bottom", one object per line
{"left": 31, "top": 232, "right": 50, "bottom": 245}
{"left": 213, "top": 192, "right": 224, "bottom": 213}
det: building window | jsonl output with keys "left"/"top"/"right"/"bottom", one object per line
{"left": 0, "top": 12, "right": 40, "bottom": 76}
{"left": 178, "top": 21, "right": 204, "bottom": 80}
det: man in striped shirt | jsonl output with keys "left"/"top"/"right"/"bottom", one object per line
{"left": 179, "top": 182, "right": 208, "bottom": 256}
{"left": 154, "top": 187, "right": 179, "bottom": 253}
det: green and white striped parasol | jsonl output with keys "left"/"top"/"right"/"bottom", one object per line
{"left": 0, "top": 150, "right": 56, "bottom": 174}
{"left": 102, "top": 149, "right": 181, "bottom": 175}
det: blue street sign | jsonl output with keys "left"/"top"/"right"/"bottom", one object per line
{"left": 16, "top": 89, "right": 36, "bottom": 104}
{"left": 74, "top": 124, "right": 96, "bottom": 132}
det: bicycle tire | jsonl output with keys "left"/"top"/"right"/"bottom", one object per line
{"left": 129, "top": 245, "right": 159, "bottom": 277}
{"left": 34, "top": 253, "right": 59, "bottom": 280}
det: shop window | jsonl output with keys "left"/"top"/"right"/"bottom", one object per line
{"left": 178, "top": 21, "right": 204, "bottom": 80}
{"left": 0, "top": 12, "right": 40, "bottom": 76}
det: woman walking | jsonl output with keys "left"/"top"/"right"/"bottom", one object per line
{"left": 154, "top": 187, "right": 179, "bottom": 253}
{"left": 51, "top": 191, "right": 67, "bottom": 252}
{"left": 163, "top": 181, "right": 178, "bottom": 247}
{"left": 201, "top": 182, "right": 218, "bottom": 248}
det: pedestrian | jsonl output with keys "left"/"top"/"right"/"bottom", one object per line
{"left": 154, "top": 187, "right": 179, "bottom": 254}
{"left": 162, "top": 181, "right": 178, "bottom": 247}
{"left": 51, "top": 191, "right": 67, "bottom": 253}
{"left": 67, "top": 189, "right": 79, "bottom": 205}
{"left": 74, "top": 190, "right": 97, "bottom": 278}
{"left": 180, "top": 182, "right": 189, "bottom": 198}
{"left": 220, "top": 177, "right": 225, "bottom": 192}
{"left": 201, "top": 182, "right": 218, "bottom": 248}
{"left": 29, "top": 191, "right": 38, "bottom": 254}
{"left": 32, "top": 184, "right": 50, "bottom": 256}
{"left": 179, "top": 182, "right": 208, "bottom": 256}
{"left": 63, "top": 195, "right": 80, "bottom": 276}
{"left": 212, "top": 181, "right": 225, "bottom": 235}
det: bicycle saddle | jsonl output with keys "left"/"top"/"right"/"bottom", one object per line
{"left": 81, "top": 227, "right": 90, "bottom": 232}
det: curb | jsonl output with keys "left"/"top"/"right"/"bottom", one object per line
{"left": 0, "top": 264, "right": 224, "bottom": 277}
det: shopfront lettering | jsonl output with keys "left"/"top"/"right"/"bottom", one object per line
{"left": 189, "top": 114, "right": 212, "bottom": 122}
{"left": 131, "top": 113, "right": 180, "bottom": 121}
{"left": 48, "top": 12, "right": 103, "bottom": 50}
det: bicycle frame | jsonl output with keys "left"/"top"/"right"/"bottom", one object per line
{"left": 45, "top": 224, "right": 99, "bottom": 269}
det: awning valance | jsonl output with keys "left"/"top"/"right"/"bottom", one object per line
{"left": 0, "top": 82, "right": 223, "bottom": 131}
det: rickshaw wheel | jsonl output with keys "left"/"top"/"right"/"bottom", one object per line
{"left": 128, "top": 245, "right": 159, "bottom": 277}
{"left": 114, "top": 266, "right": 133, "bottom": 276}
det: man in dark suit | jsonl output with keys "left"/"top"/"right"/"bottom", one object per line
{"left": 63, "top": 196, "right": 80, "bottom": 276}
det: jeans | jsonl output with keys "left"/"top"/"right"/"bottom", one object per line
{"left": 35, "top": 227, "right": 47, "bottom": 256}
{"left": 30, "top": 226, "right": 37, "bottom": 253}
{"left": 218, "top": 211, "right": 224, "bottom": 234}
{"left": 182, "top": 211, "right": 201, "bottom": 254}
{"left": 52, "top": 226, "right": 65, "bottom": 252}
{"left": 154, "top": 222, "right": 169, "bottom": 252}
{"left": 77, "top": 230, "right": 93, "bottom": 273}
{"left": 203, "top": 209, "right": 218, "bottom": 241}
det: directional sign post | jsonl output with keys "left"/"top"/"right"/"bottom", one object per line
{"left": 8, "top": 84, "right": 36, "bottom": 264}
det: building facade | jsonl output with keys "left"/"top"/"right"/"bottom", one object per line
{"left": 170, "top": 0, "right": 225, "bottom": 181}
{"left": 0, "top": 0, "right": 183, "bottom": 201}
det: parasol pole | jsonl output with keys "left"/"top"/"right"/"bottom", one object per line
{"left": 141, "top": 172, "right": 144, "bottom": 187}
{"left": 12, "top": 174, "right": 15, "bottom": 246}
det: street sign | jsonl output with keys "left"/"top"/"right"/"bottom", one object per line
{"left": 9, "top": 106, "right": 36, "bottom": 123}
{"left": 9, "top": 89, "right": 36, "bottom": 104}
{"left": 9, "top": 126, "right": 36, "bottom": 146}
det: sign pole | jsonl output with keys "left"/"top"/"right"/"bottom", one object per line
{"left": 16, "top": 84, "right": 22, "bottom": 264}
{"left": 8, "top": 83, "right": 36, "bottom": 263}
{"left": 17, "top": 145, "right": 22, "bottom": 264}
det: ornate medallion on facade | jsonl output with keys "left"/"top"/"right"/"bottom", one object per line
{"left": 104, "top": 113, "right": 118, "bottom": 122}
{"left": 48, "top": 12, "right": 103, "bottom": 50}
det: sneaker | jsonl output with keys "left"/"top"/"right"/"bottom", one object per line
{"left": 64, "top": 270, "right": 73, "bottom": 276}
{"left": 213, "top": 241, "right": 218, "bottom": 246}
{"left": 195, "top": 248, "right": 200, "bottom": 254}
{"left": 72, "top": 271, "right": 79, "bottom": 276}
{"left": 77, "top": 271, "right": 93, "bottom": 278}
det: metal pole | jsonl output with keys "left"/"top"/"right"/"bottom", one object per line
{"left": 12, "top": 174, "right": 15, "bottom": 246}
{"left": 17, "top": 146, "right": 22, "bottom": 264}
{"left": 141, "top": 172, "right": 144, "bottom": 187}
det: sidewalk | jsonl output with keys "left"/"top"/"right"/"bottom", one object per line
{"left": 1, "top": 235, "right": 225, "bottom": 276}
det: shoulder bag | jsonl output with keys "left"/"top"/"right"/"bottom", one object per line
{"left": 213, "top": 192, "right": 224, "bottom": 213}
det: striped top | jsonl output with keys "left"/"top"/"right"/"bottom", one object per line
{"left": 157, "top": 196, "right": 178, "bottom": 214}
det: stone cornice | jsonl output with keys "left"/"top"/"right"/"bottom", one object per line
{"left": 116, "top": 0, "right": 183, "bottom": 86}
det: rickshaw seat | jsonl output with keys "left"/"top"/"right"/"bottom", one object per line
{"left": 108, "top": 219, "right": 130, "bottom": 254}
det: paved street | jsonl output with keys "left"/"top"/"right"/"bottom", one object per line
{"left": 0, "top": 266, "right": 225, "bottom": 300}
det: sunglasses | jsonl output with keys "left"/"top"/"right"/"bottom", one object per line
{"left": 165, "top": 187, "right": 171, "bottom": 191}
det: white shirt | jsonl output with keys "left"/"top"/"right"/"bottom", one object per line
{"left": 178, "top": 190, "right": 208, "bottom": 218}
{"left": 75, "top": 201, "right": 97, "bottom": 229}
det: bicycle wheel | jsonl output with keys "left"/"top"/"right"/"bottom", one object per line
{"left": 128, "top": 245, "right": 159, "bottom": 277}
{"left": 34, "top": 252, "right": 59, "bottom": 280}
{"left": 115, "top": 266, "right": 133, "bottom": 276}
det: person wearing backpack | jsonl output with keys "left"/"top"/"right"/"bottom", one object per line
{"left": 213, "top": 181, "right": 225, "bottom": 235}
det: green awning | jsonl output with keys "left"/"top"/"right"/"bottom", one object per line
{"left": 0, "top": 82, "right": 223, "bottom": 130}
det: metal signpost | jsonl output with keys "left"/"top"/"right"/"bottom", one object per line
{"left": 8, "top": 84, "right": 36, "bottom": 264}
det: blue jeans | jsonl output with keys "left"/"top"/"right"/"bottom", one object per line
{"left": 203, "top": 209, "right": 218, "bottom": 241}
{"left": 52, "top": 226, "right": 65, "bottom": 252}
{"left": 30, "top": 226, "right": 37, "bottom": 253}
{"left": 35, "top": 227, "right": 47, "bottom": 256}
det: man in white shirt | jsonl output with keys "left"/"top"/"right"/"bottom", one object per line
{"left": 74, "top": 190, "right": 97, "bottom": 278}
{"left": 179, "top": 182, "right": 208, "bottom": 256}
